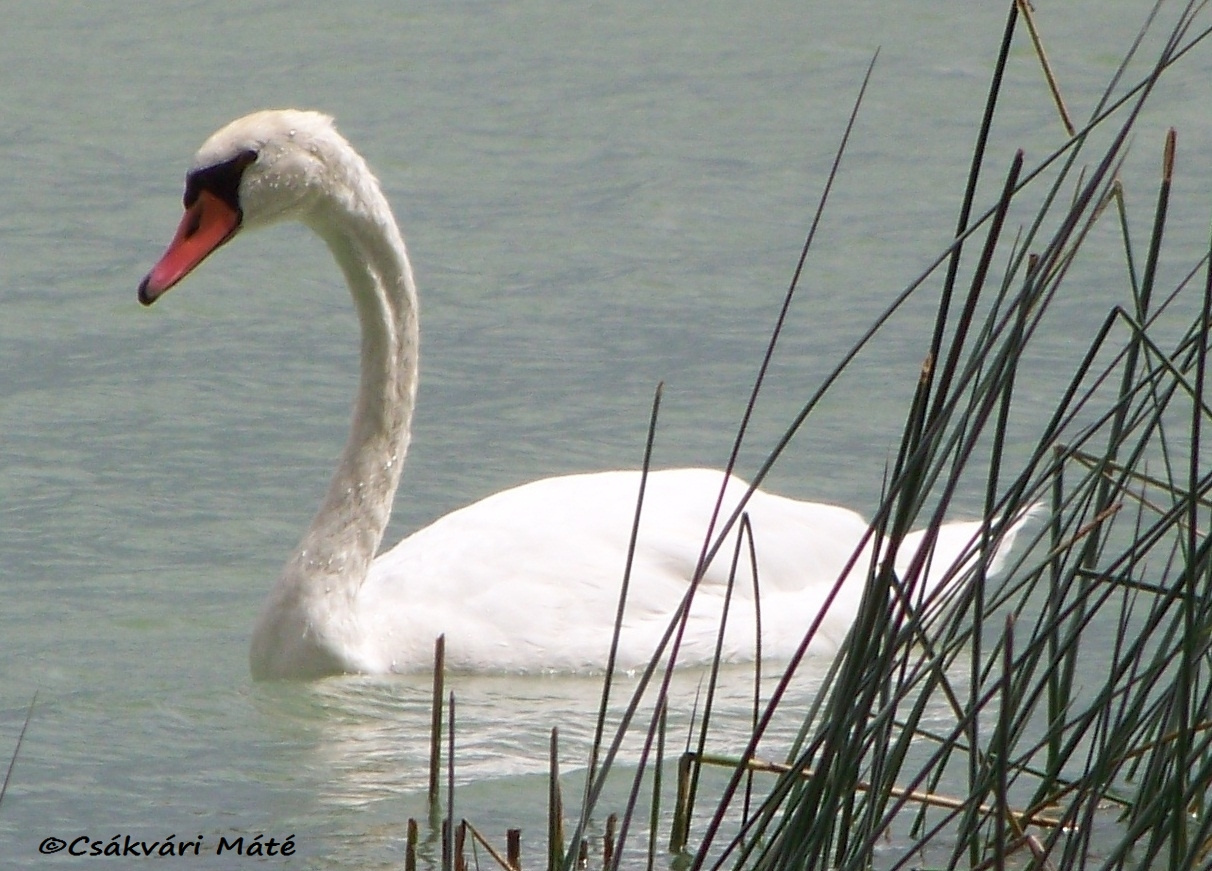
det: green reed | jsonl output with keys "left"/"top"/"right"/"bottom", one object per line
{"left": 569, "top": 2, "right": 1212, "bottom": 870}
{"left": 419, "top": 3, "right": 1212, "bottom": 870}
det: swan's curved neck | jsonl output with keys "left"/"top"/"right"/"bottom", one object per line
{"left": 281, "top": 171, "right": 418, "bottom": 610}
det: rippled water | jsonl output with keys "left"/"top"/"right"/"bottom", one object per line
{"left": 3, "top": 2, "right": 1212, "bottom": 868}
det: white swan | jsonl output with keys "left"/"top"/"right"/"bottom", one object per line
{"left": 138, "top": 109, "right": 1032, "bottom": 680}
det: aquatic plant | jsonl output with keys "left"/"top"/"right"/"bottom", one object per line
{"left": 420, "top": 2, "right": 1212, "bottom": 869}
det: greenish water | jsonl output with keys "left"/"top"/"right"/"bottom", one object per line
{"left": 2, "top": 2, "right": 1211, "bottom": 868}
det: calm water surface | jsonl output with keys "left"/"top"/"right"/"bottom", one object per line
{"left": 3, "top": 2, "right": 1212, "bottom": 868}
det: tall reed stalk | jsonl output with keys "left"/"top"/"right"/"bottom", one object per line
{"left": 561, "top": 2, "right": 1212, "bottom": 870}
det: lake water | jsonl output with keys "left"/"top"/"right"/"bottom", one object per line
{"left": 3, "top": 2, "right": 1212, "bottom": 868}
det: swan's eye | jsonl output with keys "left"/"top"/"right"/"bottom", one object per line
{"left": 183, "top": 149, "right": 258, "bottom": 211}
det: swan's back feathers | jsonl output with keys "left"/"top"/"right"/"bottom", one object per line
{"left": 357, "top": 469, "right": 873, "bottom": 670}
{"left": 894, "top": 502, "right": 1040, "bottom": 596}
{"left": 355, "top": 469, "right": 1037, "bottom": 672}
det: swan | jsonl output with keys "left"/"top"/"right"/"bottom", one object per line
{"left": 138, "top": 109, "right": 1032, "bottom": 680}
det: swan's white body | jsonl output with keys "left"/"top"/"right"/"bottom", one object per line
{"left": 140, "top": 110, "right": 1032, "bottom": 680}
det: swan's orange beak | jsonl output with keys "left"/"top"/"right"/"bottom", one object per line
{"left": 138, "top": 190, "right": 241, "bottom": 306}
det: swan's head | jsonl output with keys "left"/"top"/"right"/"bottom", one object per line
{"left": 138, "top": 109, "right": 357, "bottom": 305}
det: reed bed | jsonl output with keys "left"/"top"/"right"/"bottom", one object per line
{"left": 433, "top": 2, "right": 1212, "bottom": 870}
{"left": 595, "top": 3, "right": 1212, "bottom": 869}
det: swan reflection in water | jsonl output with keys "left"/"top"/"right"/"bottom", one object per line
{"left": 252, "top": 664, "right": 829, "bottom": 807}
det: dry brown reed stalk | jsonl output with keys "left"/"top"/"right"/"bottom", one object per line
{"left": 1015, "top": 0, "right": 1077, "bottom": 136}
{"left": 548, "top": 728, "right": 564, "bottom": 871}
{"left": 508, "top": 828, "right": 522, "bottom": 870}
{"left": 429, "top": 634, "right": 446, "bottom": 811}
{"left": 406, "top": 818, "right": 419, "bottom": 871}
{"left": 677, "top": 751, "right": 1063, "bottom": 831}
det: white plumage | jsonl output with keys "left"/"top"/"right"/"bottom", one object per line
{"left": 138, "top": 110, "right": 1032, "bottom": 680}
